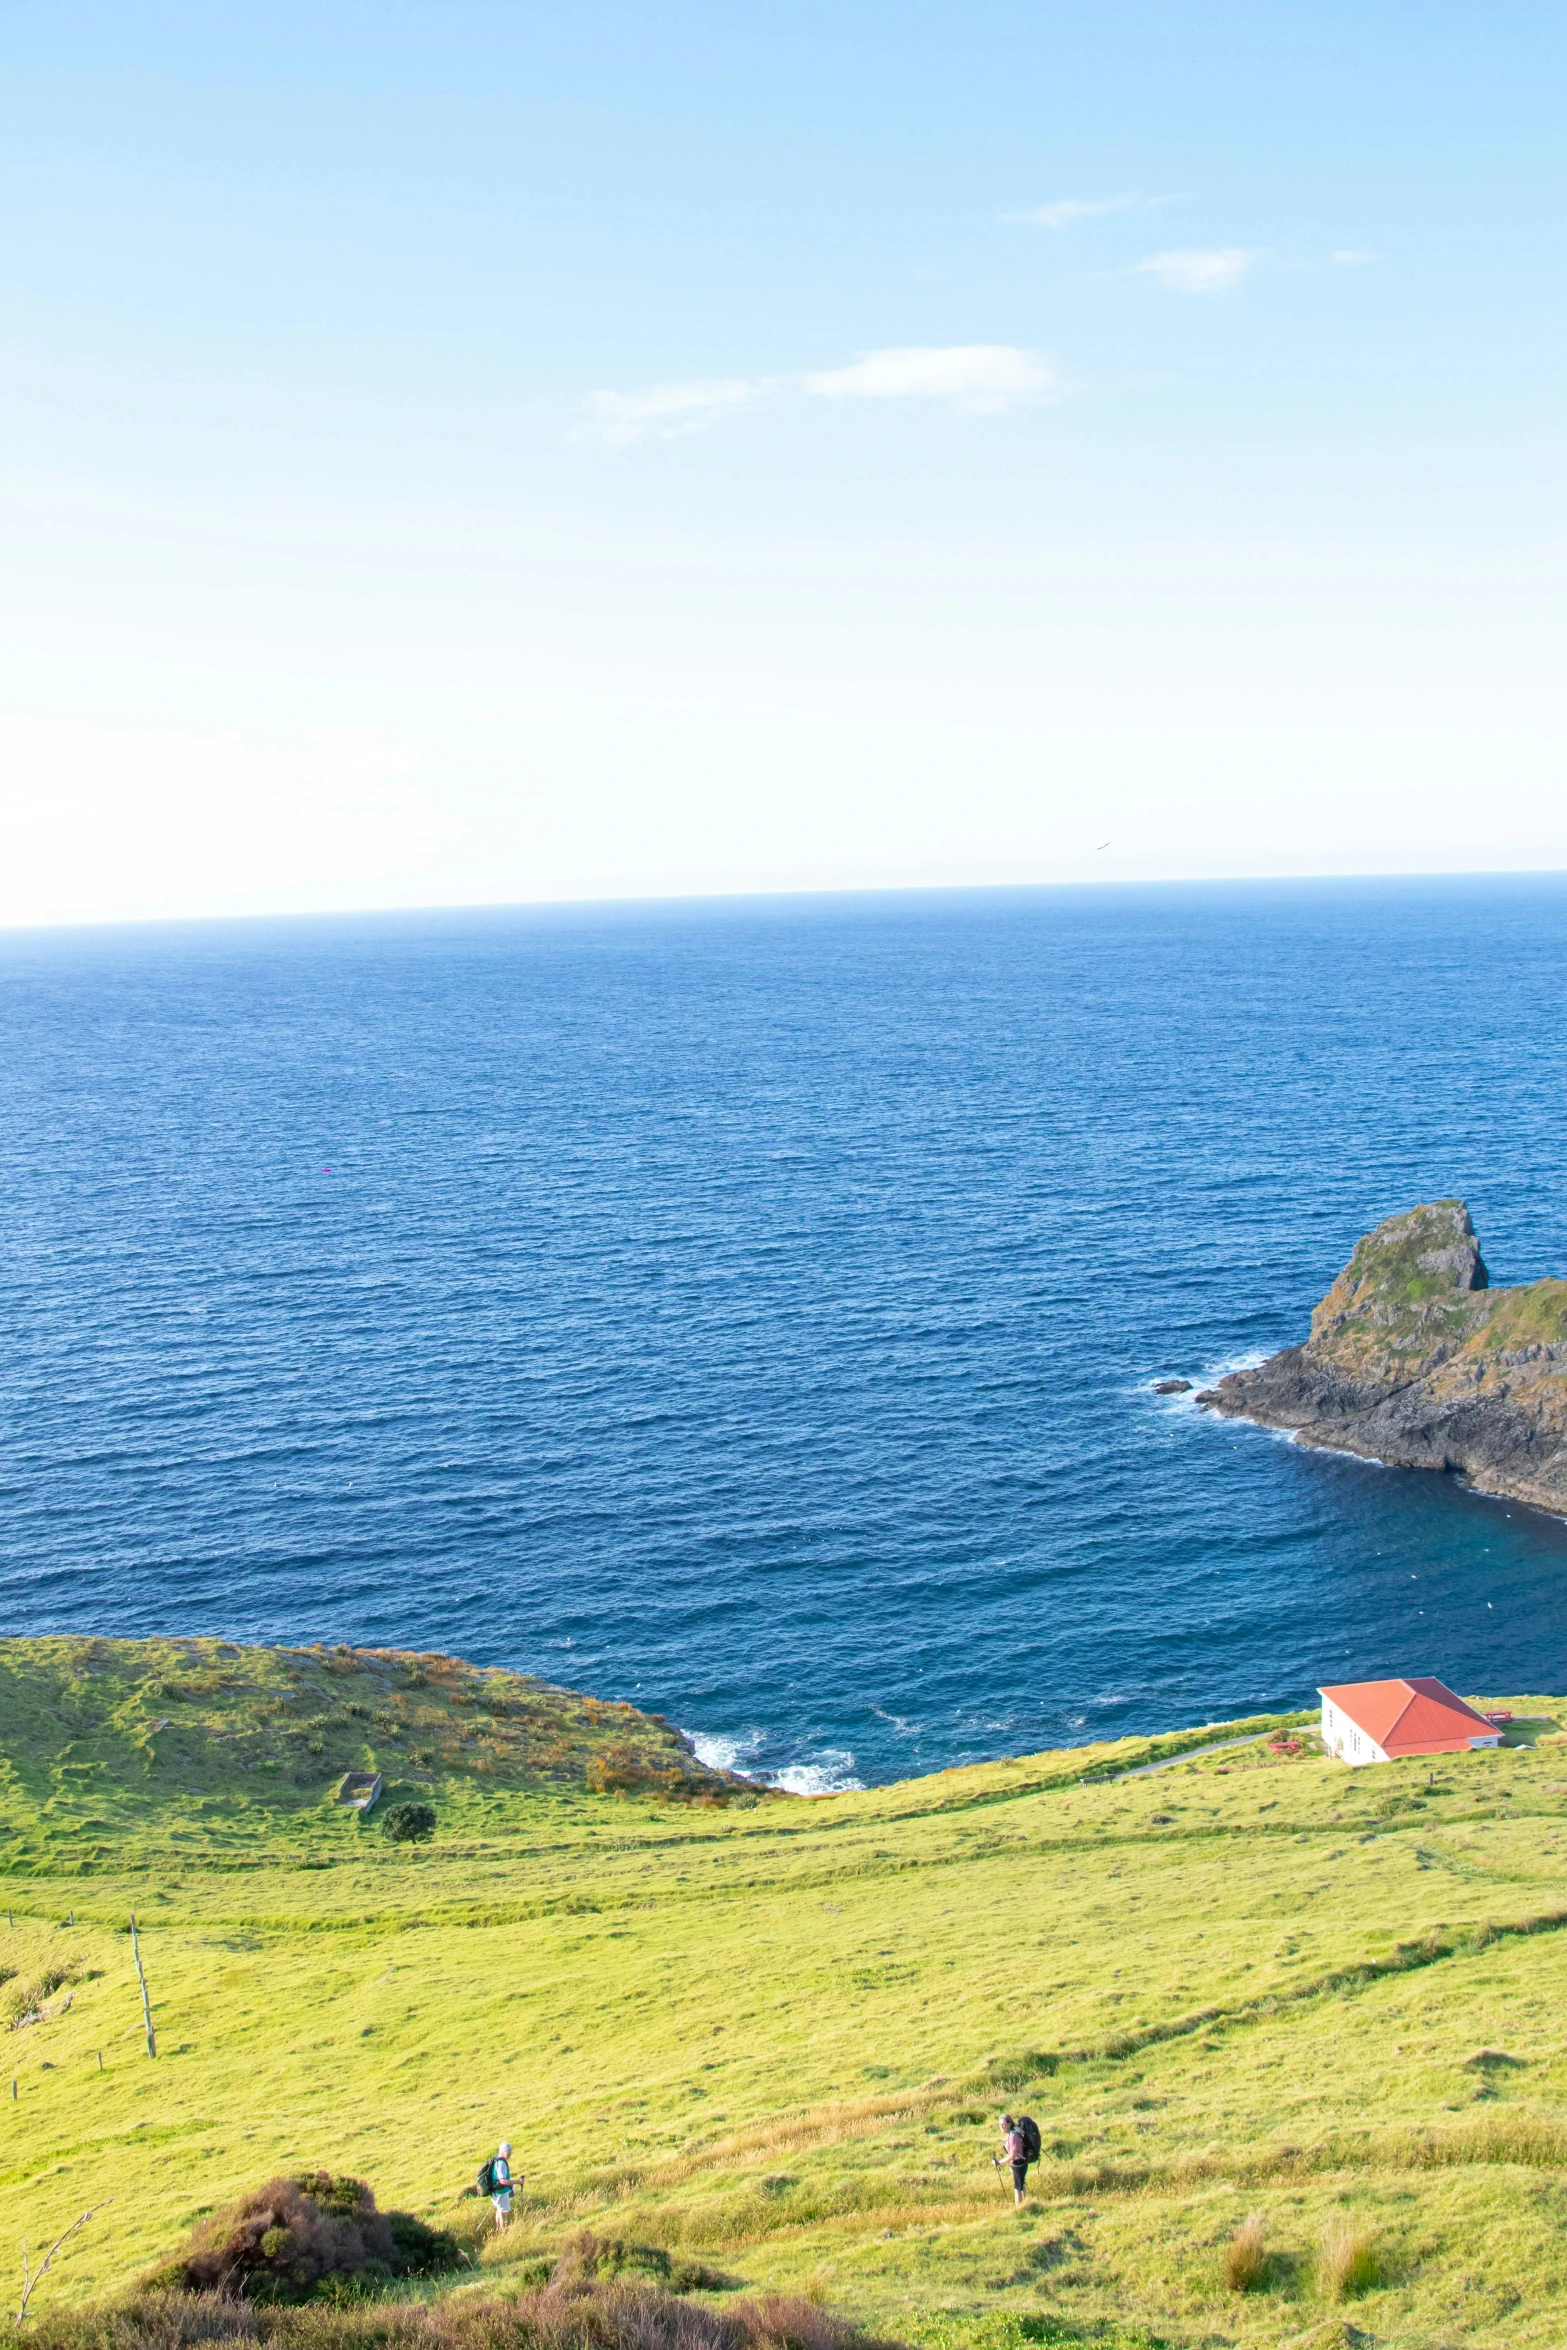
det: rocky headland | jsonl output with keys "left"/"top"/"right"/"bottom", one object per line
{"left": 1198, "top": 1199, "right": 1567, "bottom": 1512}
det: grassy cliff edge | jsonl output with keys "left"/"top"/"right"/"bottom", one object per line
{"left": 6, "top": 1638, "right": 1567, "bottom": 2348}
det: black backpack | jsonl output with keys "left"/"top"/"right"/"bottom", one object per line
{"left": 476, "top": 2158, "right": 497, "bottom": 2196}
{"left": 1017, "top": 2116, "right": 1042, "bottom": 2163}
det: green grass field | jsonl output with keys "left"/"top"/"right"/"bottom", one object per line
{"left": 7, "top": 1637, "right": 1567, "bottom": 2348}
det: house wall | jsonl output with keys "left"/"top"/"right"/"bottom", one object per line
{"left": 1320, "top": 1696, "right": 1388, "bottom": 1766}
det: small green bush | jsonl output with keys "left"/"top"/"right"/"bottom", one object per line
{"left": 548, "top": 2231, "right": 733, "bottom": 2293}
{"left": 4, "top": 1963, "right": 78, "bottom": 2026}
{"left": 386, "top": 2210, "right": 463, "bottom": 2276}
{"left": 382, "top": 1803, "right": 436, "bottom": 1843}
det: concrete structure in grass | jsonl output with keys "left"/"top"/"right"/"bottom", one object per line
{"left": 336, "top": 1769, "right": 383, "bottom": 1811}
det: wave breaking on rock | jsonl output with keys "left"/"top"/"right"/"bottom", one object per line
{"left": 1198, "top": 1199, "right": 1567, "bottom": 1513}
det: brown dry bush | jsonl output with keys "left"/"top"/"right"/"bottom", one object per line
{"left": 584, "top": 1748, "right": 704, "bottom": 1800}
{"left": 0, "top": 2282, "right": 906, "bottom": 2350}
{"left": 1224, "top": 2210, "right": 1267, "bottom": 2292}
{"left": 148, "top": 2175, "right": 459, "bottom": 2305}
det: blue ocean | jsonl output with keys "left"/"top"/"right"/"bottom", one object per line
{"left": 4, "top": 879, "right": 1567, "bottom": 1791}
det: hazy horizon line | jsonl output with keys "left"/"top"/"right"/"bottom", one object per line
{"left": 4, "top": 863, "right": 1567, "bottom": 944}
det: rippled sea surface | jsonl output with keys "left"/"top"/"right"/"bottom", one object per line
{"left": 4, "top": 880, "right": 1567, "bottom": 1789}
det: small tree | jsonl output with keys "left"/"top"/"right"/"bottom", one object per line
{"left": 382, "top": 1802, "right": 436, "bottom": 1844}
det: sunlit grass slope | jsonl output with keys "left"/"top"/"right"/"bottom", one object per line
{"left": 7, "top": 1638, "right": 1567, "bottom": 2347}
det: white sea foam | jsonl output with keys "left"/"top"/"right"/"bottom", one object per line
{"left": 688, "top": 1728, "right": 764, "bottom": 1773}
{"left": 1167, "top": 1350, "right": 1406, "bottom": 1473}
{"left": 869, "top": 1705, "right": 924, "bottom": 1738}
{"left": 1206, "top": 1348, "right": 1271, "bottom": 1380}
{"left": 686, "top": 1728, "right": 863, "bottom": 1795}
{"left": 766, "top": 1751, "right": 865, "bottom": 1797}
{"left": 1143, "top": 1347, "right": 1272, "bottom": 1411}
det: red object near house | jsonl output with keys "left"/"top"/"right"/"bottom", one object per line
{"left": 1319, "top": 1677, "right": 1504, "bottom": 1767}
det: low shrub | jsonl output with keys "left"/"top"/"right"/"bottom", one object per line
{"left": 977, "top": 2050, "right": 1060, "bottom": 2093}
{"left": 1223, "top": 2211, "right": 1267, "bottom": 2292}
{"left": 584, "top": 1749, "right": 698, "bottom": 1798}
{"left": 1, "top": 2280, "right": 906, "bottom": 2350}
{"left": 147, "top": 2173, "right": 460, "bottom": 2303}
{"left": 386, "top": 2213, "right": 461, "bottom": 2277}
{"left": 549, "top": 2230, "right": 734, "bottom": 2294}
{"left": 5, "top": 1963, "right": 79, "bottom": 2027}
{"left": 1318, "top": 2218, "right": 1380, "bottom": 2301}
{"left": 383, "top": 1804, "right": 437, "bottom": 1844}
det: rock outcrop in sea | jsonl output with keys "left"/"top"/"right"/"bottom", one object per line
{"left": 1198, "top": 1199, "right": 1567, "bottom": 1512}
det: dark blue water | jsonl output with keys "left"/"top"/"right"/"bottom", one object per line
{"left": 4, "top": 879, "right": 1567, "bottom": 1790}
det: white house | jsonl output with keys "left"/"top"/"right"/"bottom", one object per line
{"left": 1319, "top": 1676, "right": 1504, "bottom": 1767}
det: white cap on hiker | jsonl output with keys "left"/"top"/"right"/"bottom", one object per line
{"left": 499, "top": 2142, "right": 512, "bottom": 2155}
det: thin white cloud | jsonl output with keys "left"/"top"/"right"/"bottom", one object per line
{"left": 1005, "top": 193, "right": 1138, "bottom": 229}
{"left": 1135, "top": 246, "right": 1258, "bottom": 293}
{"left": 1331, "top": 248, "right": 1378, "bottom": 267}
{"left": 579, "top": 376, "right": 765, "bottom": 446}
{"left": 581, "top": 346, "right": 1057, "bottom": 444}
{"left": 803, "top": 344, "right": 1055, "bottom": 411}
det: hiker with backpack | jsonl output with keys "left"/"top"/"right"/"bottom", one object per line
{"left": 995, "top": 2112, "right": 1041, "bottom": 2206}
{"left": 477, "top": 2142, "right": 518, "bottom": 2230}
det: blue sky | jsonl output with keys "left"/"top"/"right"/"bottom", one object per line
{"left": 2, "top": 1, "right": 1562, "bottom": 921}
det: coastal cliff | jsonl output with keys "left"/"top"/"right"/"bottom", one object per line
{"left": 1199, "top": 1199, "right": 1567, "bottom": 1512}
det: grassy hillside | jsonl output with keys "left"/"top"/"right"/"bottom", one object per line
{"left": 0, "top": 1634, "right": 750, "bottom": 1871}
{"left": 6, "top": 1640, "right": 1567, "bottom": 2348}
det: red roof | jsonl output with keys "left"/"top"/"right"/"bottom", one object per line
{"left": 1319, "top": 1677, "right": 1500, "bottom": 1757}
